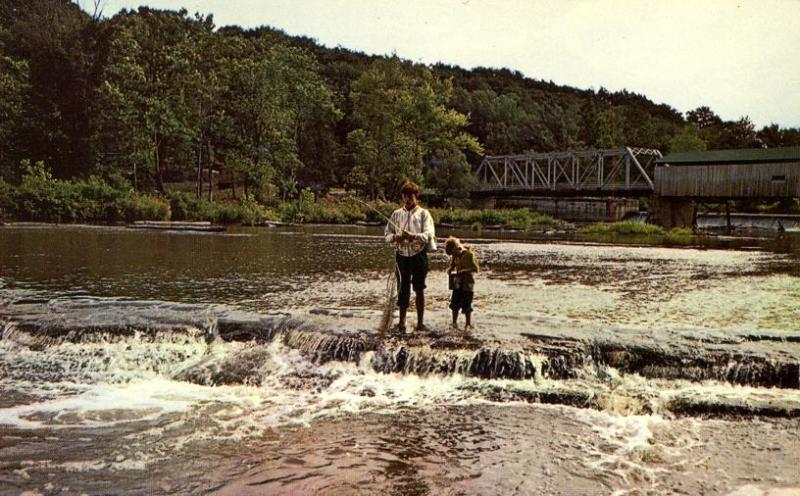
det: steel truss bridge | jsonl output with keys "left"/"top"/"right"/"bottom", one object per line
{"left": 474, "top": 147, "right": 663, "bottom": 197}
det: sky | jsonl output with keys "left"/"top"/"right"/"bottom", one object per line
{"left": 95, "top": 0, "right": 800, "bottom": 128}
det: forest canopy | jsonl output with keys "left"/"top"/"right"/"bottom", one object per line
{"left": 1, "top": 1, "right": 798, "bottom": 204}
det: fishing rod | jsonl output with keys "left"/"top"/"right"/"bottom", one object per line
{"left": 350, "top": 196, "right": 402, "bottom": 233}
{"left": 344, "top": 196, "right": 404, "bottom": 336}
{"left": 350, "top": 196, "right": 425, "bottom": 245}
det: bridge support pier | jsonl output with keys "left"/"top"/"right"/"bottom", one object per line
{"left": 651, "top": 196, "right": 694, "bottom": 228}
{"left": 471, "top": 196, "right": 497, "bottom": 209}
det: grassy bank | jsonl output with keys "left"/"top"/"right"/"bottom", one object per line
{"left": 0, "top": 163, "right": 171, "bottom": 223}
{"left": 578, "top": 221, "right": 696, "bottom": 244}
{"left": 275, "top": 193, "right": 559, "bottom": 230}
{"left": 432, "top": 208, "right": 558, "bottom": 230}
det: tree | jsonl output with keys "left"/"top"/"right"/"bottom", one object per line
{"left": 0, "top": 0, "right": 96, "bottom": 178}
{"left": 218, "top": 54, "right": 291, "bottom": 200}
{"left": 714, "top": 117, "right": 757, "bottom": 149}
{"left": 269, "top": 45, "right": 342, "bottom": 196}
{"left": 668, "top": 125, "right": 707, "bottom": 152}
{"left": 425, "top": 148, "right": 476, "bottom": 199}
{"left": 757, "top": 124, "right": 800, "bottom": 148}
{"left": 0, "top": 48, "right": 31, "bottom": 179}
{"left": 346, "top": 57, "right": 482, "bottom": 198}
{"left": 91, "top": 8, "right": 214, "bottom": 191}
{"left": 686, "top": 106, "right": 722, "bottom": 129}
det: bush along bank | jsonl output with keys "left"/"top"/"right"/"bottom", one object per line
{"left": 433, "top": 207, "right": 559, "bottom": 231}
{"left": 275, "top": 190, "right": 561, "bottom": 231}
{"left": 167, "top": 191, "right": 279, "bottom": 225}
{"left": 0, "top": 165, "right": 562, "bottom": 229}
{"left": 1, "top": 161, "right": 169, "bottom": 223}
{"left": 578, "top": 221, "right": 696, "bottom": 244}
{"left": 0, "top": 162, "right": 285, "bottom": 225}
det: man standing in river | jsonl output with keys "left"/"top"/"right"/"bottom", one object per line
{"left": 384, "top": 180, "right": 436, "bottom": 332}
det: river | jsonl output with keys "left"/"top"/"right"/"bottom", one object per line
{"left": 1, "top": 224, "right": 799, "bottom": 495}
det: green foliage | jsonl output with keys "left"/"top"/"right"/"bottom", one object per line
{"left": 346, "top": 57, "right": 482, "bottom": 199}
{"left": 669, "top": 125, "right": 707, "bottom": 152}
{"left": 72, "top": 175, "right": 129, "bottom": 221}
{"left": 122, "top": 194, "right": 170, "bottom": 222}
{"left": 579, "top": 221, "right": 664, "bottom": 236}
{"left": 686, "top": 108, "right": 764, "bottom": 150}
{"left": 238, "top": 195, "right": 280, "bottom": 225}
{"left": 9, "top": 160, "right": 169, "bottom": 223}
{"left": 0, "top": 177, "right": 15, "bottom": 217}
{"left": 166, "top": 190, "right": 278, "bottom": 224}
{"left": 90, "top": 9, "right": 216, "bottom": 191}
{"left": 367, "top": 202, "right": 397, "bottom": 223}
{"left": 278, "top": 189, "right": 368, "bottom": 224}
{"left": 15, "top": 160, "right": 80, "bottom": 222}
{"left": 0, "top": 53, "right": 31, "bottom": 176}
{"left": 167, "top": 191, "right": 196, "bottom": 221}
{"left": 757, "top": 124, "right": 800, "bottom": 148}
{"left": 334, "top": 197, "right": 394, "bottom": 223}
{"left": 664, "top": 227, "right": 695, "bottom": 244}
{"left": 213, "top": 41, "right": 342, "bottom": 201}
{"left": 577, "top": 221, "right": 690, "bottom": 245}
{"left": 1, "top": 0, "right": 95, "bottom": 178}
{"left": 432, "top": 208, "right": 557, "bottom": 229}
{"left": 425, "top": 148, "right": 476, "bottom": 199}
{"left": 272, "top": 198, "right": 558, "bottom": 228}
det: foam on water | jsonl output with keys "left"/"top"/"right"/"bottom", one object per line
{"left": 0, "top": 326, "right": 211, "bottom": 385}
{"left": 0, "top": 378, "right": 263, "bottom": 429}
{"left": 3, "top": 331, "right": 797, "bottom": 428}
{"left": 1, "top": 330, "right": 799, "bottom": 493}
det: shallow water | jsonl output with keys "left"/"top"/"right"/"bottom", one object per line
{"left": 1, "top": 224, "right": 799, "bottom": 495}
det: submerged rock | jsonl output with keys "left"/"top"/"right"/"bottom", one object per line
{"left": 3, "top": 295, "right": 800, "bottom": 418}
{"left": 371, "top": 344, "right": 538, "bottom": 379}
{"left": 284, "top": 329, "right": 375, "bottom": 363}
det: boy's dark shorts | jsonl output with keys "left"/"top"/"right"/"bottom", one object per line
{"left": 449, "top": 289, "right": 473, "bottom": 313}
{"left": 396, "top": 251, "right": 428, "bottom": 307}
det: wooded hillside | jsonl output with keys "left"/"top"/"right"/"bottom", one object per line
{"left": 2, "top": 1, "right": 798, "bottom": 204}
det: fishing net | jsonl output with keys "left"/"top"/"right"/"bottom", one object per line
{"left": 377, "top": 263, "right": 398, "bottom": 336}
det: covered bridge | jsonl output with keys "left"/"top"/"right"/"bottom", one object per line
{"left": 655, "top": 146, "right": 800, "bottom": 198}
{"left": 652, "top": 146, "right": 800, "bottom": 227}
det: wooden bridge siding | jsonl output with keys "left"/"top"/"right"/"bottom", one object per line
{"left": 654, "top": 162, "right": 800, "bottom": 198}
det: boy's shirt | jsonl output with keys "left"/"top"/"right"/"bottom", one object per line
{"left": 449, "top": 248, "right": 479, "bottom": 291}
{"left": 384, "top": 205, "right": 435, "bottom": 257}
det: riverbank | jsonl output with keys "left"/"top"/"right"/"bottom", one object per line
{"left": 0, "top": 166, "right": 565, "bottom": 229}
{"left": 0, "top": 181, "right": 565, "bottom": 232}
{"left": 3, "top": 169, "right": 797, "bottom": 242}
{"left": 577, "top": 220, "right": 697, "bottom": 245}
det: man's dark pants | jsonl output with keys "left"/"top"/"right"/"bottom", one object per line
{"left": 395, "top": 251, "right": 428, "bottom": 307}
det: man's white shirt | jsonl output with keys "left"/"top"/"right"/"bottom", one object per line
{"left": 384, "top": 205, "right": 435, "bottom": 257}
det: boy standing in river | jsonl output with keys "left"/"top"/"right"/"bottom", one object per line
{"left": 384, "top": 180, "right": 436, "bottom": 332}
{"left": 445, "top": 237, "right": 479, "bottom": 329}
